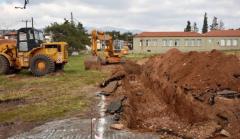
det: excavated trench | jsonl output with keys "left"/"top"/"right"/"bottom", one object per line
{"left": 107, "top": 49, "right": 240, "bottom": 139}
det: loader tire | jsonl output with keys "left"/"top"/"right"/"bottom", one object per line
{"left": 30, "top": 55, "right": 55, "bottom": 76}
{"left": 55, "top": 64, "right": 64, "bottom": 72}
{"left": 0, "top": 55, "right": 10, "bottom": 75}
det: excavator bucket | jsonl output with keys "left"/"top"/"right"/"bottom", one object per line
{"left": 106, "top": 56, "right": 122, "bottom": 64}
{"left": 84, "top": 56, "right": 103, "bottom": 70}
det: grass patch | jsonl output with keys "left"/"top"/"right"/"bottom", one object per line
{"left": 124, "top": 53, "right": 156, "bottom": 61}
{"left": 222, "top": 50, "right": 240, "bottom": 57}
{"left": 0, "top": 55, "right": 107, "bottom": 124}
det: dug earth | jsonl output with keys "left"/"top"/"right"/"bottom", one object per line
{"left": 106, "top": 49, "right": 240, "bottom": 139}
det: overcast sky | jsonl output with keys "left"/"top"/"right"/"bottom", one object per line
{"left": 0, "top": 0, "right": 239, "bottom": 32}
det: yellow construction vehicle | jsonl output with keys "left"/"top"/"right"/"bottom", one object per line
{"left": 0, "top": 27, "right": 68, "bottom": 76}
{"left": 84, "top": 30, "right": 123, "bottom": 69}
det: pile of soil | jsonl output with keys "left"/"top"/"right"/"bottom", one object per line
{"left": 84, "top": 56, "right": 102, "bottom": 70}
{"left": 113, "top": 49, "right": 240, "bottom": 138}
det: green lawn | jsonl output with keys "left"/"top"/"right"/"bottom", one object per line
{"left": 123, "top": 53, "right": 156, "bottom": 61}
{"left": 0, "top": 55, "right": 107, "bottom": 124}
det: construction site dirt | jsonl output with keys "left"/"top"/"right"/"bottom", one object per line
{"left": 106, "top": 49, "right": 240, "bottom": 139}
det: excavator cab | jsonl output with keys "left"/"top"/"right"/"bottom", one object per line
{"left": 17, "top": 28, "right": 44, "bottom": 52}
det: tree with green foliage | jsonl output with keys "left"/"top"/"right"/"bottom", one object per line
{"left": 105, "top": 31, "right": 134, "bottom": 42}
{"left": 119, "top": 32, "right": 134, "bottom": 42}
{"left": 105, "top": 30, "right": 121, "bottom": 40}
{"left": 202, "top": 12, "right": 208, "bottom": 33}
{"left": 44, "top": 20, "right": 90, "bottom": 50}
{"left": 184, "top": 21, "right": 191, "bottom": 32}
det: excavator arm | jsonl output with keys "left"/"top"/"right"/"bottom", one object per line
{"left": 91, "top": 30, "right": 114, "bottom": 57}
{"left": 84, "top": 30, "right": 122, "bottom": 70}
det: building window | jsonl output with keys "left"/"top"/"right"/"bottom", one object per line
{"left": 152, "top": 39, "right": 157, "bottom": 46}
{"left": 158, "top": 40, "right": 162, "bottom": 46}
{"left": 139, "top": 40, "right": 143, "bottom": 47}
{"left": 226, "top": 40, "right": 231, "bottom": 46}
{"left": 169, "top": 40, "right": 174, "bottom": 46}
{"left": 146, "top": 40, "right": 149, "bottom": 46}
{"left": 191, "top": 39, "right": 195, "bottom": 46}
{"left": 175, "top": 40, "right": 180, "bottom": 46}
{"left": 185, "top": 39, "right": 194, "bottom": 46}
{"left": 196, "top": 39, "right": 202, "bottom": 46}
{"left": 232, "top": 40, "right": 238, "bottom": 46}
{"left": 208, "top": 39, "right": 212, "bottom": 43}
{"left": 185, "top": 39, "right": 189, "bottom": 46}
{"left": 163, "top": 39, "right": 167, "bottom": 46}
{"left": 220, "top": 40, "right": 225, "bottom": 46}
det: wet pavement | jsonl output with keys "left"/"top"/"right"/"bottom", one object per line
{"left": 9, "top": 94, "right": 160, "bottom": 139}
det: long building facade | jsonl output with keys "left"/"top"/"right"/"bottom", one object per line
{"left": 133, "top": 30, "right": 240, "bottom": 53}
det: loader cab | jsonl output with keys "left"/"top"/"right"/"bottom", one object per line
{"left": 17, "top": 28, "right": 44, "bottom": 52}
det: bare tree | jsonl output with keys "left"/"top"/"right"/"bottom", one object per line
{"left": 210, "top": 16, "right": 219, "bottom": 31}
{"left": 219, "top": 20, "right": 225, "bottom": 30}
{"left": 192, "top": 22, "right": 199, "bottom": 32}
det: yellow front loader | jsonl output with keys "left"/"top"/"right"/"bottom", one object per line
{"left": 0, "top": 27, "right": 68, "bottom": 76}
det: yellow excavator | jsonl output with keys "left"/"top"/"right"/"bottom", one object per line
{"left": 0, "top": 27, "right": 68, "bottom": 76}
{"left": 84, "top": 30, "right": 123, "bottom": 70}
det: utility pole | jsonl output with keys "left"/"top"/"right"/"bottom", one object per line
{"left": 21, "top": 19, "right": 31, "bottom": 29}
{"left": 31, "top": 17, "right": 34, "bottom": 28}
{"left": 71, "top": 12, "right": 74, "bottom": 25}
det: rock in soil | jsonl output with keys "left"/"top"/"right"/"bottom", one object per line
{"left": 100, "top": 71, "right": 125, "bottom": 88}
{"left": 107, "top": 100, "right": 123, "bottom": 114}
{"left": 220, "top": 129, "right": 231, "bottom": 137}
{"left": 101, "top": 81, "right": 119, "bottom": 94}
{"left": 110, "top": 124, "right": 124, "bottom": 130}
{"left": 107, "top": 96, "right": 127, "bottom": 114}
{"left": 97, "top": 92, "right": 111, "bottom": 97}
{"left": 217, "top": 90, "right": 240, "bottom": 99}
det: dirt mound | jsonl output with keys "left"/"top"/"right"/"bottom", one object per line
{"left": 84, "top": 56, "right": 102, "bottom": 70}
{"left": 114, "top": 49, "right": 240, "bottom": 138}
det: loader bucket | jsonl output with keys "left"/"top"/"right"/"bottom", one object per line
{"left": 84, "top": 56, "right": 102, "bottom": 70}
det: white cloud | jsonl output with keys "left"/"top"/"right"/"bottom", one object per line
{"left": 0, "top": 0, "right": 239, "bottom": 31}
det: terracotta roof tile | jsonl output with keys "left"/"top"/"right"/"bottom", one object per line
{"left": 136, "top": 32, "right": 203, "bottom": 37}
{"left": 4, "top": 32, "right": 17, "bottom": 36}
{"left": 0, "top": 39, "right": 16, "bottom": 45}
{"left": 204, "top": 30, "right": 240, "bottom": 37}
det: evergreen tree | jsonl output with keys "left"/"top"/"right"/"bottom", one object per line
{"left": 210, "top": 16, "right": 219, "bottom": 31}
{"left": 202, "top": 12, "right": 208, "bottom": 33}
{"left": 184, "top": 21, "right": 191, "bottom": 32}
